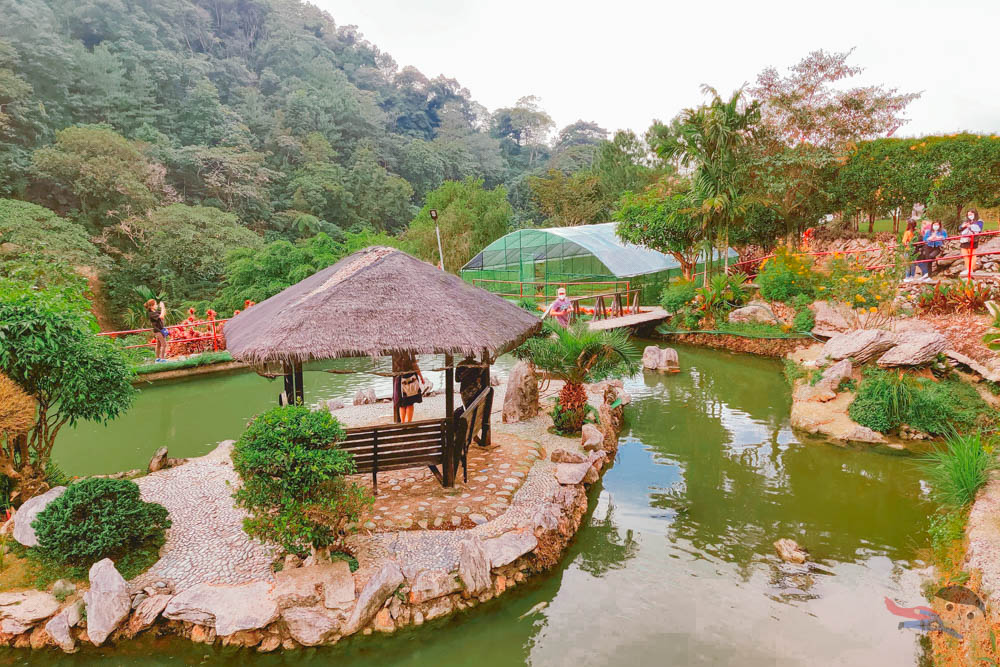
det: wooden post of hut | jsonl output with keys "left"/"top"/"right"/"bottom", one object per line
{"left": 443, "top": 353, "right": 455, "bottom": 487}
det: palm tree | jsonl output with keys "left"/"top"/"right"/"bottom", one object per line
{"left": 650, "top": 86, "right": 761, "bottom": 282}
{"left": 518, "top": 322, "right": 640, "bottom": 433}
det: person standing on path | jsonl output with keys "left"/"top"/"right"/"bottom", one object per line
{"left": 543, "top": 287, "right": 573, "bottom": 327}
{"left": 392, "top": 351, "right": 425, "bottom": 423}
{"left": 960, "top": 208, "right": 984, "bottom": 277}
{"left": 145, "top": 298, "right": 169, "bottom": 362}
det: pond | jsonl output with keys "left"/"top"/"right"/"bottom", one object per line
{"left": 17, "top": 343, "right": 933, "bottom": 666}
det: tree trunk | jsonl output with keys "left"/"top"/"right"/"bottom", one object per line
{"left": 892, "top": 209, "right": 899, "bottom": 234}
{"left": 868, "top": 211, "right": 875, "bottom": 234}
{"left": 556, "top": 382, "right": 588, "bottom": 434}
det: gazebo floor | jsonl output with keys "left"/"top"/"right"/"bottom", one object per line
{"left": 348, "top": 433, "right": 543, "bottom": 533}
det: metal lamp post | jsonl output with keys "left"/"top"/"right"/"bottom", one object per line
{"left": 430, "top": 209, "right": 444, "bottom": 270}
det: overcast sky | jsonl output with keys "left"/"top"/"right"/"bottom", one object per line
{"left": 316, "top": 0, "right": 998, "bottom": 141}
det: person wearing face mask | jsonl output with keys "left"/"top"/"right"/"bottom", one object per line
{"left": 918, "top": 221, "right": 947, "bottom": 282}
{"left": 959, "top": 208, "right": 984, "bottom": 277}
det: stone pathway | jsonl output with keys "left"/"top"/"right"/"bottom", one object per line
{"left": 130, "top": 441, "right": 276, "bottom": 593}
{"left": 350, "top": 433, "right": 542, "bottom": 533}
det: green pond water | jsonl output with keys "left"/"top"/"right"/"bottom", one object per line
{"left": 9, "top": 344, "right": 935, "bottom": 666}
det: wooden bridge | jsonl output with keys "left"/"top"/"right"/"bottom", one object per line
{"left": 564, "top": 290, "right": 670, "bottom": 332}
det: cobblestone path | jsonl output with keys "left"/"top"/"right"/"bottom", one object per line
{"left": 130, "top": 441, "right": 275, "bottom": 592}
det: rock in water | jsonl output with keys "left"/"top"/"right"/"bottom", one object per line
{"left": 458, "top": 539, "right": 491, "bottom": 596}
{"left": 518, "top": 601, "right": 548, "bottom": 620}
{"left": 83, "top": 559, "right": 131, "bottom": 646}
{"left": 0, "top": 591, "right": 61, "bottom": 635}
{"left": 128, "top": 594, "right": 171, "bottom": 637}
{"left": 343, "top": 562, "right": 403, "bottom": 635}
{"left": 502, "top": 361, "right": 539, "bottom": 423}
{"left": 12, "top": 486, "right": 66, "bottom": 547}
{"left": 774, "top": 538, "right": 808, "bottom": 564}
{"left": 482, "top": 530, "right": 538, "bottom": 568}
{"left": 148, "top": 446, "right": 168, "bottom": 472}
{"left": 164, "top": 581, "right": 279, "bottom": 637}
{"left": 353, "top": 388, "right": 377, "bottom": 405}
{"left": 642, "top": 345, "right": 662, "bottom": 370}
{"left": 326, "top": 399, "right": 345, "bottom": 412}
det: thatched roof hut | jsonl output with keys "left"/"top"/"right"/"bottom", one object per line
{"left": 0, "top": 372, "right": 35, "bottom": 436}
{"left": 225, "top": 246, "right": 542, "bottom": 365}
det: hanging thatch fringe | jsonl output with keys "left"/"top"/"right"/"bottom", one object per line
{"left": 225, "top": 246, "right": 542, "bottom": 365}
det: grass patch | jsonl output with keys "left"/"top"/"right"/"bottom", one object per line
{"left": 848, "top": 368, "right": 992, "bottom": 435}
{"left": 921, "top": 431, "right": 999, "bottom": 508}
{"left": 927, "top": 510, "right": 968, "bottom": 571}
{"left": 134, "top": 350, "right": 233, "bottom": 375}
{"left": 4, "top": 534, "right": 165, "bottom": 589}
{"left": 782, "top": 359, "right": 806, "bottom": 387}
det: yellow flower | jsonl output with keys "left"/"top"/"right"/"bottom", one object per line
{"left": 817, "top": 286, "right": 826, "bottom": 291}
{"left": 875, "top": 295, "right": 882, "bottom": 300}
{"left": 855, "top": 295, "right": 866, "bottom": 302}
{"left": 869, "top": 307, "right": 878, "bottom": 313}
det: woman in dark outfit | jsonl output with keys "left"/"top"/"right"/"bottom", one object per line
{"left": 145, "top": 298, "right": 169, "bottom": 362}
{"left": 392, "top": 351, "right": 425, "bottom": 423}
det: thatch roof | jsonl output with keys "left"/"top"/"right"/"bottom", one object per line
{"left": 224, "top": 246, "right": 542, "bottom": 364}
{"left": 0, "top": 373, "right": 35, "bottom": 435}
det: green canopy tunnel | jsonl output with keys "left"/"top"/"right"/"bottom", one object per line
{"left": 460, "top": 223, "right": 736, "bottom": 303}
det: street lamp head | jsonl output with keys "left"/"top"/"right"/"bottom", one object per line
{"left": 429, "top": 209, "right": 438, "bottom": 221}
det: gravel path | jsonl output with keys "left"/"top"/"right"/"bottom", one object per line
{"left": 130, "top": 441, "right": 276, "bottom": 593}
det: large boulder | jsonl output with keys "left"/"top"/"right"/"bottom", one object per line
{"left": 45, "top": 606, "right": 78, "bottom": 653}
{"left": 342, "top": 562, "right": 403, "bottom": 635}
{"left": 407, "top": 569, "right": 462, "bottom": 604}
{"left": 127, "top": 594, "right": 171, "bottom": 637}
{"left": 814, "top": 359, "right": 853, "bottom": 393}
{"left": 12, "top": 486, "right": 66, "bottom": 547}
{"left": 820, "top": 329, "right": 897, "bottom": 363}
{"left": 0, "top": 591, "right": 61, "bottom": 635}
{"left": 810, "top": 301, "right": 853, "bottom": 337}
{"left": 502, "top": 361, "right": 539, "bottom": 423}
{"left": 555, "top": 461, "right": 592, "bottom": 485}
{"left": 280, "top": 606, "right": 343, "bottom": 646}
{"left": 274, "top": 561, "right": 353, "bottom": 610}
{"left": 83, "top": 559, "right": 131, "bottom": 646}
{"left": 353, "top": 388, "right": 376, "bottom": 405}
{"left": 164, "top": 580, "right": 279, "bottom": 637}
{"left": 457, "top": 539, "right": 491, "bottom": 596}
{"left": 148, "top": 447, "right": 169, "bottom": 473}
{"left": 728, "top": 300, "right": 781, "bottom": 325}
{"left": 481, "top": 529, "right": 538, "bottom": 568}
{"left": 877, "top": 332, "right": 949, "bottom": 367}
{"left": 835, "top": 424, "right": 886, "bottom": 444}
{"left": 642, "top": 346, "right": 679, "bottom": 372}
{"left": 580, "top": 423, "right": 603, "bottom": 451}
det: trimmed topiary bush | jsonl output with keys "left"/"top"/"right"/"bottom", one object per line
{"left": 231, "top": 406, "right": 373, "bottom": 555}
{"left": 33, "top": 478, "right": 170, "bottom": 567}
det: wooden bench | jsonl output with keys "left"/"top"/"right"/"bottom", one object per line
{"left": 340, "top": 418, "right": 448, "bottom": 493}
{"left": 338, "top": 386, "right": 495, "bottom": 492}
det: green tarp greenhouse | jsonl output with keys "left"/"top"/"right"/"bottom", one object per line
{"left": 460, "top": 223, "right": 736, "bottom": 301}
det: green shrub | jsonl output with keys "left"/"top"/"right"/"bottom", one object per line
{"left": 661, "top": 279, "right": 697, "bottom": 313}
{"left": 847, "top": 368, "right": 916, "bottom": 433}
{"left": 757, "top": 248, "right": 816, "bottom": 302}
{"left": 232, "top": 406, "right": 372, "bottom": 555}
{"left": 849, "top": 369, "right": 991, "bottom": 435}
{"left": 927, "top": 510, "right": 967, "bottom": 568}
{"left": 517, "top": 297, "right": 538, "bottom": 312}
{"left": 33, "top": 478, "right": 170, "bottom": 567}
{"left": 782, "top": 360, "right": 806, "bottom": 387}
{"left": 792, "top": 307, "right": 815, "bottom": 333}
{"left": 922, "top": 431, "right": 999, "bottom": 508}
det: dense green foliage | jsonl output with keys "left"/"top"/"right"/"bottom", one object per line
{"left": 0, "top": 277, "right": 135, "bottom": 501}
{"left": 107, "top": 204, "right": 263, "bottom": 315}
{"left": 921, "top": 432, "right": 999, "bottom": 508}
{"left": 0, "top": 198, "right": 102, "bottom": 270}
{"left": 405, "top": 178, "right": 512, "bottom": 271}
{"left": 232, "top": 406, "right": 372, "bottom": 554}
{"left": 33, "top": 478, "right": 170, "bottom": 567}
{"left": 848, "top": 368, "right": 990, "bottom": 435}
